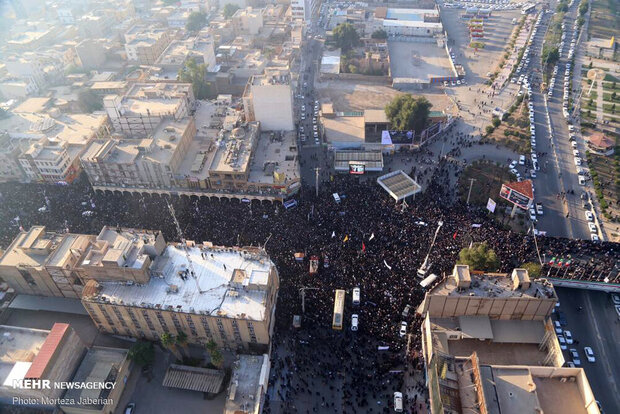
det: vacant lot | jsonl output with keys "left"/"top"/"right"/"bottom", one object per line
{"left": 588, "top": 0, "right": 619, "bottom": 40}
{"left": 484, "top": 97, "right": 531, "bottom": 153}
{"left": 585, "top": 141, "right": 620, "bottom": 222}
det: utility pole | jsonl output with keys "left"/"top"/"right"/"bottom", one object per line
{"left": 466, "top": 178, "right": 476, "bottom": 205}
{"left": 314, "top": 167, "right": 320, "bottom": 197}
{"left": 299, "top": 287, "right": 318, "bottom": 313}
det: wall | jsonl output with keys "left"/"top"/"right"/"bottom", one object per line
{"left": 421, "top": 295, "right": 556, "bottom": 320}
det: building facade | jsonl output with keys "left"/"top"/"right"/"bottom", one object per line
{"left": 243, "top": 69, "right": 294, "bottom": 131}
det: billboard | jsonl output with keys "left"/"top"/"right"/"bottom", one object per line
{"left": 349, "top": 163, "right": 365, "bottom": 175}
{"left": 499, "top": 183, "right": 532, "bottom": 210}
{"left": 381, "top": 130, "right": 415, "bottom": 145}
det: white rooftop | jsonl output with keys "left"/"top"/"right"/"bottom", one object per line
{"left": 89, "top": 245, "right": 274, "bottom": 321}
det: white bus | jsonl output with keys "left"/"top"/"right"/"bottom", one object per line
{"left": 522, "top": 4, "right": 535, "bottom": 14}
{"left": 332, "top": 289, "right": 345, "bottom": 330}
{"left": 420, "top": 273, "right": 439, "bottom": 289}
{"left": 332, "top": 193, "right": 341, "bottom": 204}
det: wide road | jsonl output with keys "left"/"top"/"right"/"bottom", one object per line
{"left": 543, "top": 1, "right": 598, "bottom": 240}
{"left": 555, "top": 288, "right": 620, "bottom": 413}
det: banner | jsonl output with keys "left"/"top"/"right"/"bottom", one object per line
{"left": 486, "top": 198, "right": 496, "bottom": 213}
{"left": 499, "top": 183, "right": 533, "bottom": 210}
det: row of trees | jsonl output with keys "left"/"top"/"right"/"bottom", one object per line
{"left": 384, "top": 94, "right": 433, "bottom": 133}
{"left": 128, "top": 333, "right": 224, "bottom": 369}
{"left": 457, "top": 243, "right": 541, "bottom": 276}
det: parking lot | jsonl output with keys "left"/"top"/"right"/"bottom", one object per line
{"left": 554, "top": 288, "right": 620, "bottom": 413}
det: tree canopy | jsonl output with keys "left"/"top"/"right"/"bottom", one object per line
{"left": 178, "top": 57, "right": 209, "bottom": 99}
{"left": 223, "top": 3, "right": 240, "bottom": 19}
{"left": 77, "top": 89, "right": 103, "bottom": 112}
{"left": 128, "top": 341, "right": 155, "bottom": 367}
{"left": 384, "top": 95, "right": 432, "bottom": 132}
{"left": 520, "top": 262, "right": 542, "bottom": 277}
{"left": 186, "top": 11, "right": 207, "bottom": 32}
{"left": 371, "top": 29, "right": 387, "bottom": 39}
{"left": 458, "top": 242, "right": 500, "bottom": 272}
{"left": 332, "top": 23, "right": 360, "bottom": 51}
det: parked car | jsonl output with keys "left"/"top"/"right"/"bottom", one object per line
{"left": 399, "top": 321, "right": 407, "bottom": 337}
{"left": 584, "top": 347, "right": 595, "bottom": 363}
{"left": 564, "top": 330, "right": 573, "bottom": 344}
{"left": 569, "top": 348, "right": 581, "bottom": 366}
{"left": 554, "top": 320, "right": 562, "bottom": 335}
{"left": 611, "top": 293, "right": 620, "bottom": 305}
{"left": 124, "top": 403, "right": 136, "bottom": 414}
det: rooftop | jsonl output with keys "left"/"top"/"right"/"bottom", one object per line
{"left": 248, "top": 131, "right": 299, "bottom": 184}
{"left": 83, "top": 244, "right": 275, "bottom": 320}
{"left": 377, "top": 170, "right": 422, "bottom": 201}
{"left": 163, "top": 364, "right": 225, "bottom": 394}
{"left": 62, "top": 347, "right": 128, "bottom": 409}
{"left": 209, "top": 124, "right": 258, "bottom": 173}
{"left": 322, "top": 115, "right": 365, "bottom": 143}
{"left": 225, "top": 354, "right": 269, "bottom": 414}
{"left": 0, "top": 226, "right": 63, "bottom": 268}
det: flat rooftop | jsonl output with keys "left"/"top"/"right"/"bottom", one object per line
{"left": 428, "top": 272, "right": 556, "bottom": 300}
{"left": 62, "top": 347, "right": 127, "bottom": 408}
{"left": 225, "top": 354, "right": 268, "bottom": 414}
{"left": 84, "top": 245, "right": 274, "bottom": 320}
{"left": 323, "top": 115, "right": 365, "bottom": 143}
{"left": 377, "top": 170, "right": 422, "bottom": 201}
{"left": 388, "top": 41, "right": 454, "bottom": 84}
{"left": 0, "top": 226, "right": 62, "bottom": 268}
{"left": 209, "top": 125, "right": 257, "bottom": 173}
{"left": 80, "top": 227, "right": 159, "bottom": 270}
{"left": 45, "top": 234, "right": 93, "bottom": 268}
{"left": 248, "top": 131, "right": 299, "bottom": 184}
{"left": 448, "top": 340, "right": 547, "bottom": 366}
{"left": 0, "top": 325, "right": 49, "bottom": 388}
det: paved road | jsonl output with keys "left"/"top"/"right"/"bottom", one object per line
{"left": 555, "top": 288, "right": 620, "bottom": 414}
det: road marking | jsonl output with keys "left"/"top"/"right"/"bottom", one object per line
{"left": 585, "top": 293, "right": 618, "bottom": 394}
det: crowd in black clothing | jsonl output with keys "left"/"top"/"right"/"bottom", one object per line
{"left": 0, "top": 167, "right": 618, "bottom": 413}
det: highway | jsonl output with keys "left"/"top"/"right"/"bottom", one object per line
{"left": 555, "top": 287, "right": 620, "bottom": 413}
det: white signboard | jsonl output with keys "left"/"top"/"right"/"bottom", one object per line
{"left": 486, "top": 198, "right": 496, "bottom": 213}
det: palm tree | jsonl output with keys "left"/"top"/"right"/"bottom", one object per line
{"left": 160, "top": 333, "right": 181, "bottom": 360}
{"left": 205, "top": 340, "right": 223, "bottom": 368}
{"left": 176, "top": 331, "right": 189, "bottom": 358}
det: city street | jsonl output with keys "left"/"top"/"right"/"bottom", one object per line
{"left": 555, "top": 288, "right": 620, "bottom": 413}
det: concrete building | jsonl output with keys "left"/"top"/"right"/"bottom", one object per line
{"left": 0, "top": 133, "right": 27, "bottom": 182}
{"left": 0, "top": 323, "right": 86, "bottom": 405}
{"left": 60, "top": 347, "right": 131, "bottom": 414}
{"left": 373, "top": 7, "right": 443, "bottom": 38}
{"left": 232, "top": 7, "right": 264, "bottom": 36}
{"left": 243, "top": 68, "right": 294, "bottom": 131}
{"left": 417, "top": 265, "right": 558, "bottom": 320}
{"left": 0, "top": 226, "right": 92, "bottom": 298}
{"left": 586, "top": 37, "right": 616, "bottom": 60}
{"left": 290, "top": 0, "right": 307, "bottom": 21}
{"left": 103, "top": 83, "right": 194, "bottom": 137}
{"left": 81, "top": 243, "right": 280, "bottom": 352}
{"left": 417, "top": 264, "right": 601, "bottom": 414}
{"left": 124, "top": 25, "right": 172, "bottom": 65}
{"left": 74, "top": 39, "right": 107, "bottom": 70}
{"left": 225, "top": 354, "right": 270, "bottom": 414}
{"left": 81, "top": 117, "right": 197, "bottom": 189}
{"left": 155, "top": 36, "right": 217, "bottom": 75}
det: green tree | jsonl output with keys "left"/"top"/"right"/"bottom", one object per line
{"left": 176, "top": 331, "right": 189, "bottom": 357}
{"left": 492, "top": 117, "right": 501, "bottom": 128}
{"left": 578, "top": 1, "right": 588, "bottom": 16}
{"left": 186, "top": 11, "right": 207, "bottom": 32}
{"left": 77, "top": 89, "right": 103, "bottom": 112}
{"left": 178, "top": 57, "right": 209, "bottom": 99}
{"left": 223, "top": 3, "right": 240, "bottom": 19}
{"left": 542, "top": 46, "right": 559, "bottom": 67}
{"left": 520, "top": 262, "right": 542, "bottom": 277}
{"left": 160, "top": 333, "right": 181, "bottom": 360}
{"left": 128, "top": 341, "right": 155, "bottom": 367}
{"left": 371, "top": 29, "right": 387, "bottom": 39}
{"left": 384, "top": 95, "right": 432, "bottom": 132}
{"left": 332, "top": 23, "right": 359, "bottom": 51}
{"left": 485, "top": 125, "right": 495, "bottom": 134}
{"left": 458, "top": 242, "right": 500, "bottom": 272}
{"left": 556, "top": 3, "right": 568, "bottom": 12}
{"left": 205, "top": 340, "right": 223, "bottom": 368}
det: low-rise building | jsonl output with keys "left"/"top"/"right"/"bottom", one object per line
{"left": 225, "top": 354, "right": 270, "bottom": 414}
{"left": 81, "top": 243, "right": 280, "bottom": 352}
{"left": 586, "top": 37, "right": 616, "bottom": 60}
{"left": 103, "top": 83, "right": 194, "bottom": 137}
{"left": 243, "top": 68, "right": 294, "bottom": 131}
{"left": 232, "top": 7, "right": 264, "bottom": 36}
{"left": 585, "top": 131, "right": 615, "bottom": 156}
{"left": 124, "top": 25, "right": 172, "bottom": 65}
{"left": 0, "top": 323, "right": 86, "bottom": 405}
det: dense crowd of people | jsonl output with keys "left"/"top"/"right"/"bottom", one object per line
{"left": 0, "top": 167, "right": 618, "bottom": 413}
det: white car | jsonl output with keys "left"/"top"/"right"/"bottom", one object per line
{"left": 585, "top": 211, "right": 594, "bottom": 222}
{"left": 588, "top": 223, "right": 597, "bottom": 233}
{"left": 558, "top": 335, "right": 567, "bottom": 350}
{"left": 536, "top": 203, "right": 543, "bottom": 215}
{"left": 351, "top": 314, "right": 359, "bottom": 331}
{"left": 574, "top": 157, "right": 582, "bottom": 166}
{"left": 584, "top": 347, "right": 595, "bottom": 363}
{"left": 591, "top": 234, "right": 600, "bottom": 242}
{"left": 564, "top": 330, "right": 573, "bottom": 344}
{"left": 510, "top": 160, "right": 518, "bottom": 169}
{"left": 399, "top": 321, "right": 407, "bottom": 337}
{"left": 569, "top": 348, "right": 581, "bottom": 366}
{"left": 519, "top": 155, "right": 526, "bottom": 165}
{"left": 529, "top": 209, "right": 537, "bottom": 221}
{"left": 571, "top": 141, "right": 577, "bottom": 148}
{"left": 554, "top": 321, "right": 563, "bottom": 335}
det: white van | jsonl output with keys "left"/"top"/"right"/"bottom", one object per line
{"left": 332, "top": 193, "right": 341, "bottom": 204}
{"left": 420, "top": 273, "right": 438, "bottom": 289}
{"left": 394, "top": 392, "right": 403, "bottom": 412}
{"left": 352, "top": 287, "right": 360, "bottom": 305}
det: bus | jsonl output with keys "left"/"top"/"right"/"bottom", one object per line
{"left": 522, "top": 4, "right": 535, "bottom": 14}
{"left": 332, "top": 289, "right": 345, "bottom": 330}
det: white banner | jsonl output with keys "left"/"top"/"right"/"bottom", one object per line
{"left": 486, "top": 198, "right": 497, "bottom": 213}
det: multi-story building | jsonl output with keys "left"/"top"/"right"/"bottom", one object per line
{"left": 225, "top": 354, "right": 270, "bottom": 414}
{"left": 74, "top": 39, "right": 107, "bottom": 69}
{"left": 155, "top": 36, "right": 217, "bottom": 75}
{"left": 243, "top": 68, "right": 294, "bottom": 131}
{"left": 81, "top": 117, "right": 196, "bottom": 189}
{"left": 417, "top": 264, "right": 601, "bottom": 414}
{"left": 103, "top": 83, "right": 194, "bottom": 137}
{"left": 290, "top": 0, "right": 306, "bottom": 21}
{"left": 124, "top": 25, "right": 172, "bottom": 65}
{"left": 232, "top": 7, "right": 264, "bottom": 36}
{"left": 0, "top": 133, "right": 27, "bottom": 182}
{"left": 81, "top": 242, "right": 280, "bottom": 352}
{"left": 0, "top": 324, "right": 86, "bottom": 405}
